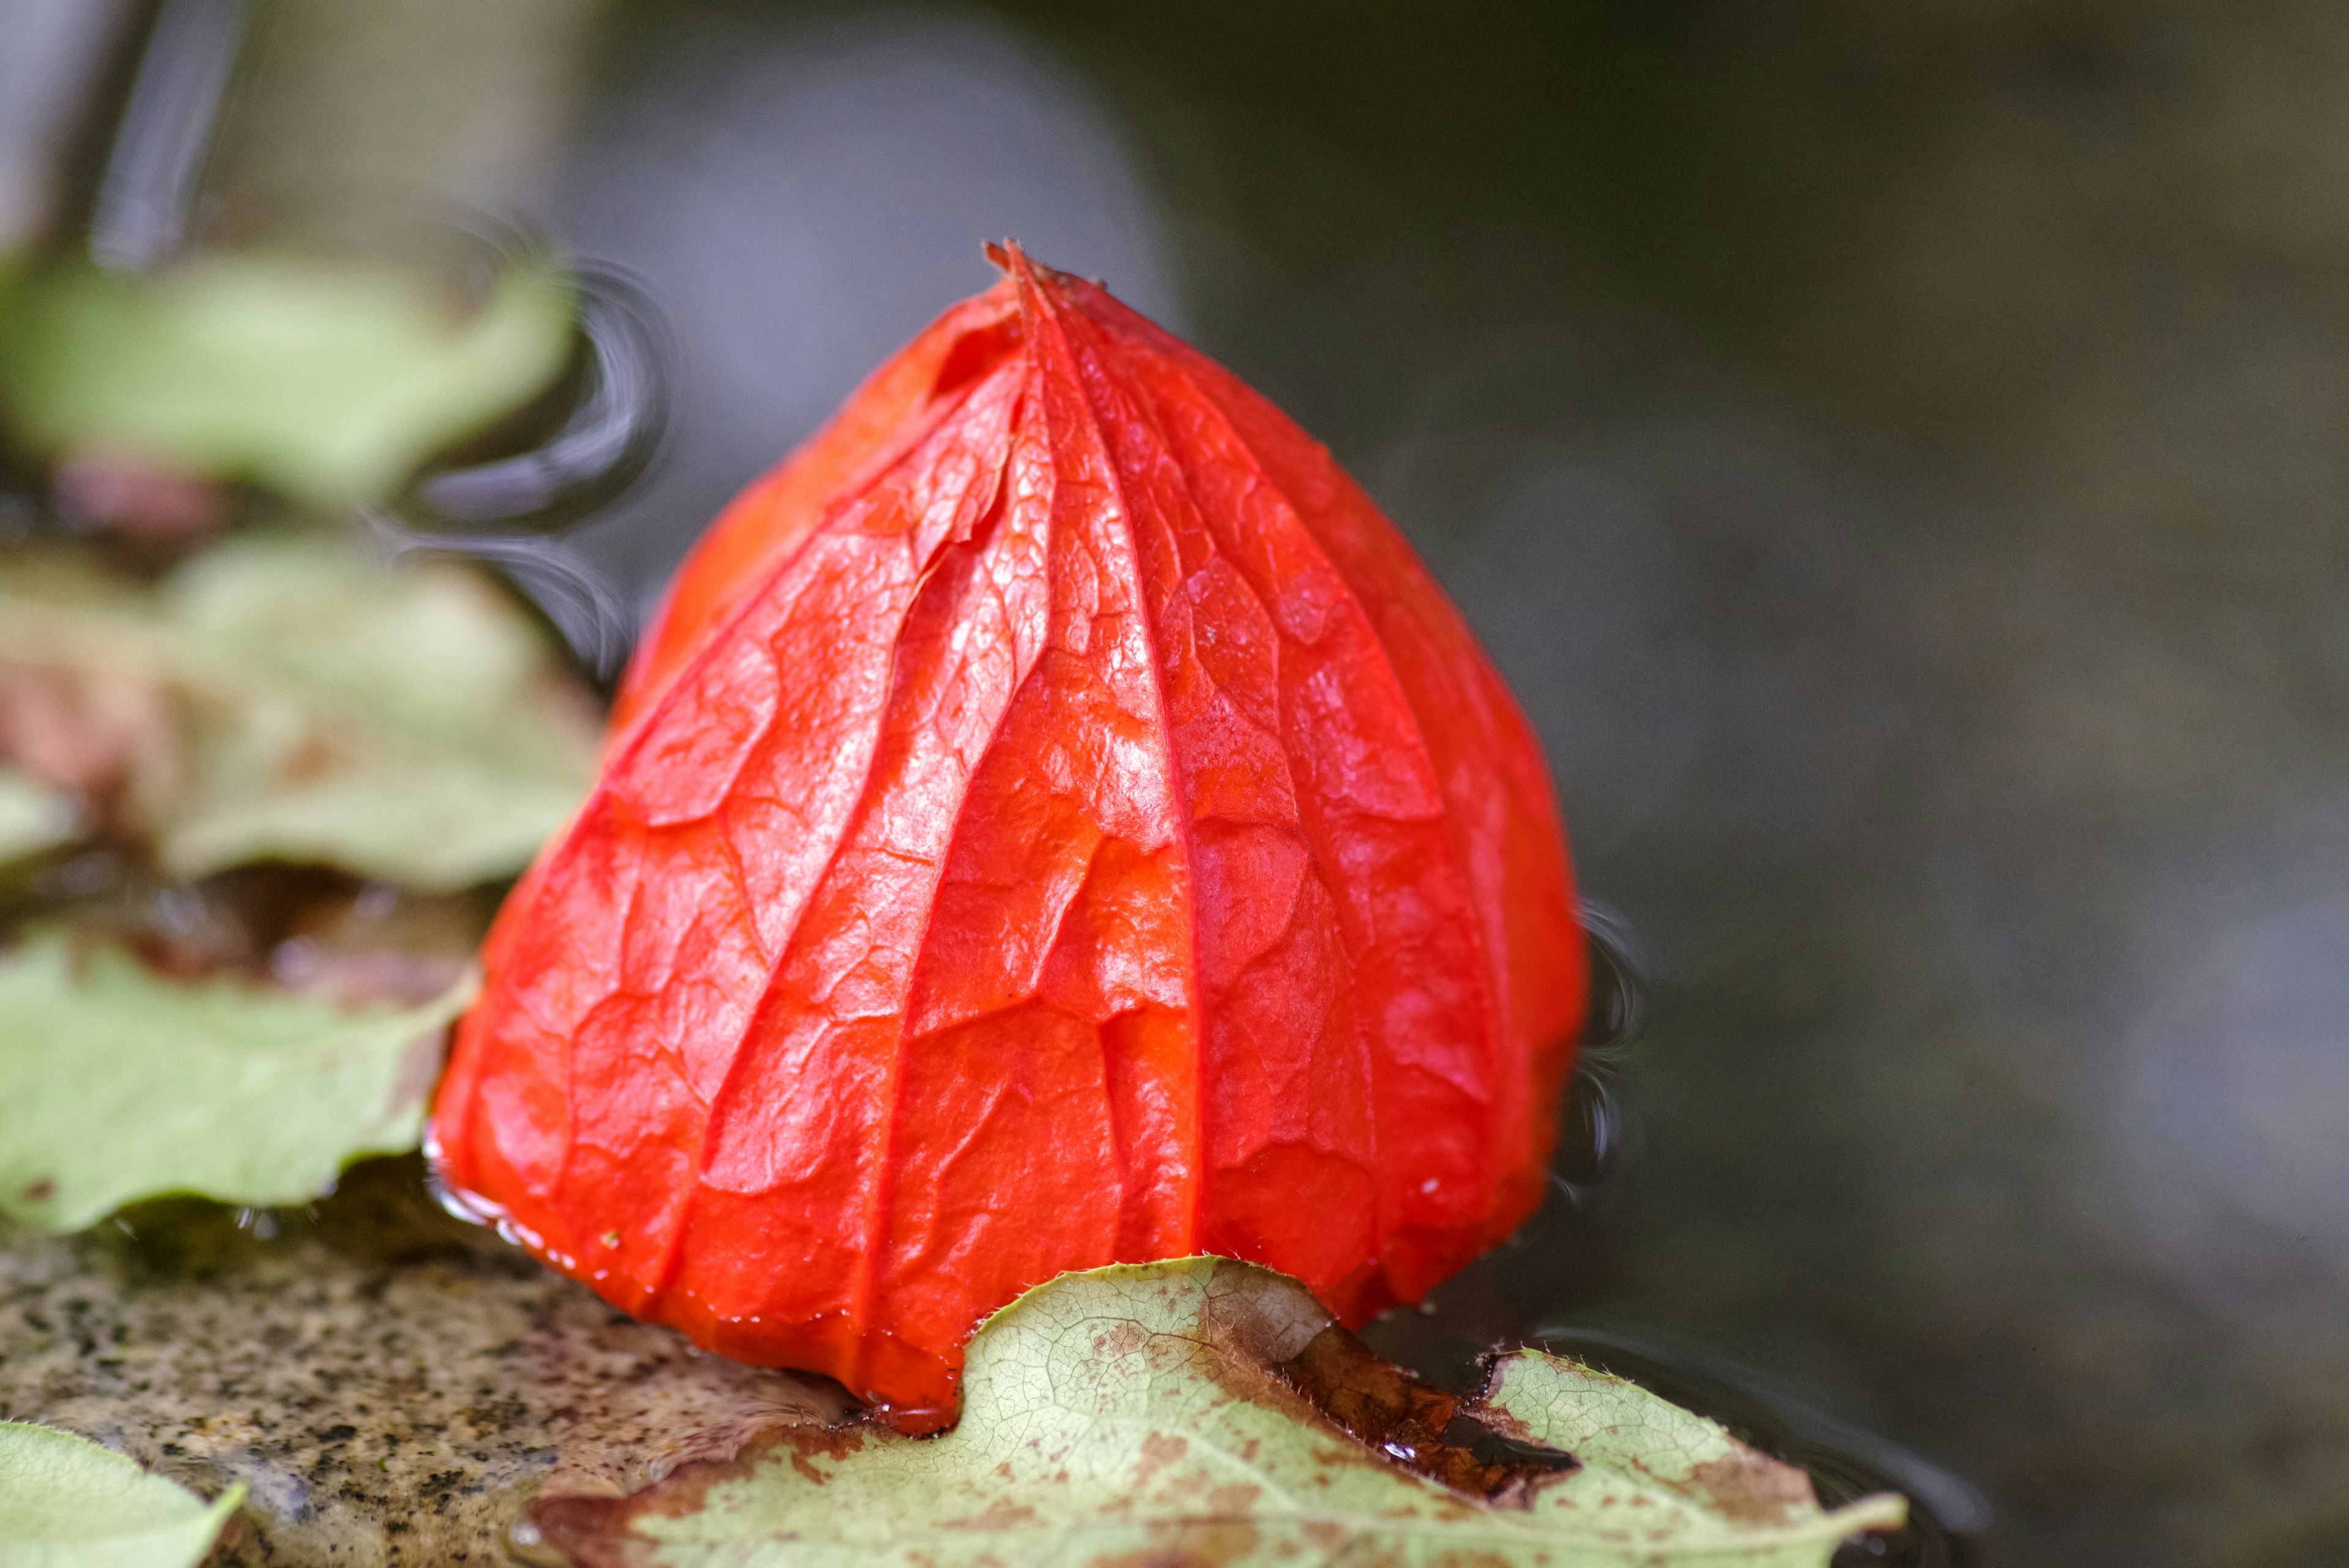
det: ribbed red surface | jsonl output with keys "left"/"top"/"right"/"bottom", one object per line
{"left": 432, "top": 247, "right": 1585, "bottom": 1431}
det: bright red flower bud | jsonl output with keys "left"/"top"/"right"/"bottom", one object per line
{"left": 432, "top": 245, "right": 1585, "bottom": 1432}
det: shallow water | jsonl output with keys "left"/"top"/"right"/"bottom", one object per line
{"left": 1361, "top": 909, "right": 1988, "bottom": 1564}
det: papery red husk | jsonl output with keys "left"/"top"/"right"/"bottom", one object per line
{"left": 432, "top": 245, "right": 1585, "bottom": 1432}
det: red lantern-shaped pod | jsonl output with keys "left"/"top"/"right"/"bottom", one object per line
{"left": 432, "top": 245, "right": 1585, "bottom": 1432}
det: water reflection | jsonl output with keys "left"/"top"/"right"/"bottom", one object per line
{"left": 403, "top": 259, "right": 670, "bottom": 536}
{"left": 1361, "top": 904, "right": 1647, "bottom": 1386}
{"left": 363, "top": 253, "right": 669, "bottom": 677}
{"left": 2112, "top": 883, "right": 2349, "bottom": 1301}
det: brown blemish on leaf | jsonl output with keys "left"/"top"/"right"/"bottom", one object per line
{"left": 523, "top": 1495, "right": 648, "bottom": 1568}
{"left": 1301, "top": 1518, "right": 1348, "bottom": 1551}
{"left": 940, "top": 1496, "right": 1041, "bottom": 1531}
{"left": 1129, "top": 1430, "right": 1188, "bottom": 1490}
{"left": 533, "top": 1421, "right": 861, "bottom": 1567}
{"left": 1685, "top": 1448, "right": 1818, "bottom": 1526}
{"left": 770, "top": 1421, "right": 867, "bottom": 1471}
{"left": 275, "top": 732, "right": 346, "bottom": 786}
{"left": 0, "top": 660, "right": 179, "bottom": 819}
{"left": 1204, "top": 1482, "right": 1261, "bottom": 1516}
{"left": 781, "top": 1424, "right": 868, "bottom": 1485}
{"left": 1088, "top": 1517, "right": 1262, "bottom": 1568}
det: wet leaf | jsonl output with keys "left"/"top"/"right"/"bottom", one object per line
{"left": 0, "top": 929, "right": 476, "bottom": 1231}
{"left": 1479, "top": 1351, "right": 1899, "bottom": 1549}
{"left": 530, "top": 1258, "right": 1904, "bottom": 1568}
{"left": 0, "top": 767, "right": 78, "bottom": 864}
{"left": 0, "top": 537, "right": 600, "bottom": 890}
{"left": 0, "top": 1421, "right": 243, "bottom": 1568}
{"left": 0, "top": 256, "right": 573, "bottom": 507}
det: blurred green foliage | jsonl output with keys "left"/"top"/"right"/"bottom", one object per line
{"left": 0, "top": 255, "right": 573, "bottom": 507}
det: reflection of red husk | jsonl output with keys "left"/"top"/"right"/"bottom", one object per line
{"left": 432, "top": 243, "right": 1586, "bottom": 1433}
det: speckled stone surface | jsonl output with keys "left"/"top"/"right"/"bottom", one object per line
{"left": 0, "top": 1157, "right": 845, "bottom": 1566}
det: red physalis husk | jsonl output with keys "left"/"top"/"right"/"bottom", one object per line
{"left": 432, "top": 245, "right": 1585, "bottom": 1433}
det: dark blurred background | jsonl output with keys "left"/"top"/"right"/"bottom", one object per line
{"left": 9, "top": 2, "right": 2349, "bottom": 1563}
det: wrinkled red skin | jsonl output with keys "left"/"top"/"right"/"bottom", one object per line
{"left": 433, "top": 247, "right": 1585, "bottom": 1433}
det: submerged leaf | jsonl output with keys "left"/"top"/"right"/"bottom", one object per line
{"left": 0, "top": 538, "right": 599, "bottom": 890}
{"left": 0, "top": 767, "right": 78, "bottom": 864}
{"left": 531, "top": 1258, "right": 1903, "bottom": 1568}
{"left": 0, "top": 255, "right": 573, "bottom": 507}
{"left": 0, "top": 931, "right": 475, "bottom": 1230}
{"left": 0, "top": 1421, "right": 243, "bottom": 1568}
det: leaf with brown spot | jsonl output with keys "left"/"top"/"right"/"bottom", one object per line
{"left": 0, "top": 537, "right": 598, "bottom": 891}
{"left": 529, "top": 1258, "right": 1904, "bottom": 1567}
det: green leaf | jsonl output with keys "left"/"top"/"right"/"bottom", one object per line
{"left": 0, "top": 767, "right": 78, "bottom": 864}
{"left": 0, "top": 537, "right": 599, "bottom": 890}
{"left": 0, "top": 1421, "right": 244, "bottom": 1568}
{"left": 1479, "top": 1351, "right": 1904, "bottom": 1554}
{"left": 0, "top": 255, "right": 573, "bottom": 507}
{"left": 529, "top": 1258, "right": 1904, "bottom": 1568}
{"left": 0, "top": 930, "right": 475, "bottom": 1231}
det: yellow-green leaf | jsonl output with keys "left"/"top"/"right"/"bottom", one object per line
{"left": 0, "top": 767, "right": 78, "bottom": 864}
{"left": 0, "top": 255, "right": 573, "bottom": 507}
{"left": 530, "top": 1258, "right": 1904, "bottom": 1568}
{"left": 0, "top": 1421, "right": 243, "bottom": 1568}
{"left": 0, "top": 931, "right": 475, "bottom": 1231}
